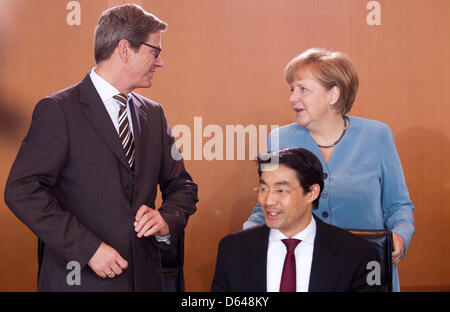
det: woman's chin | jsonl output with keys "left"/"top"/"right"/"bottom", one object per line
{"left": 295, "top": 118, "right": 309, "bottom": 128}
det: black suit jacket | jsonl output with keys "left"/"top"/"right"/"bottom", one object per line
{"left": 5, "top": 74, "right": 198, "bottom": 291}
{"left": 212, "top": 215, "right": 378, "bottom": 292}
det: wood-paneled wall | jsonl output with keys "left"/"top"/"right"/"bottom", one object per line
{"left": 1, "top": 0, "right": 449, "bottom": 291}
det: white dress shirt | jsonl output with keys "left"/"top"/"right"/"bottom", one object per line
{"left": 266, "top": 217, "right": 316, "bottom": 292}
{"left": 89, "top": 68, "right": 134, "bottom": 136}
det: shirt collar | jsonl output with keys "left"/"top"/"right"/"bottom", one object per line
{"left": 269, "top": 216, "right": 316, "bottom": 245}
{"left": 89, "top": 68, "right": 130, "bottom": 103}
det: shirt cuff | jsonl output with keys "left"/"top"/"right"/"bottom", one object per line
{"left": 155, "top": 234, "right": 171, "bottom": 245}
{"left": 391, "top": 223, "right": 415, "bottom": 255}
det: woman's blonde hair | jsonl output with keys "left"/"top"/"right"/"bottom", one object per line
{"left": 284, "top": 48, "right": 359, "bottom": 115}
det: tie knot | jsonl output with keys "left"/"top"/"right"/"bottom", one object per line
{"left": 281, "top": 239, "right": 301, "bottom": 253}
{"left": 113, "top": 93, "right": 127, "bottom": 107}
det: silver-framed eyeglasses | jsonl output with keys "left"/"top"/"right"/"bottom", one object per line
{"left": 253, "top": 185, "right": 301, "bottom": 199}
{"left": 140, "top": 42, "right": 161, "bottom": 59}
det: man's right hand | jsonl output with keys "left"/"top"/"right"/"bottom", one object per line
{"left": 87, "top": 242, "right": 128, "bottom": 278}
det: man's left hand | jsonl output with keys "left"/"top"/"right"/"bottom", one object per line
{"left": 134, "top": 205, "right": 170, "bottom": 238}
{"left": 392, "top": 232, "right": 405, "bottom": 265}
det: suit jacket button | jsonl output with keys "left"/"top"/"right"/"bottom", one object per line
{"left": 322, "top": 211, "right": 329, "bottom": 218}
{"left": 323, "top": 173, "right": 328, "bottom": 179}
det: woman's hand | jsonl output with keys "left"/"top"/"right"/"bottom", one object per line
{"left": 392, "top": 232, "right": 405, "bottom": 265}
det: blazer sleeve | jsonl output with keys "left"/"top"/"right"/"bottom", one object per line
{"left": 4, "top": 98, "right": 102, "bottom": 268}
{"left": 377, "top": 124, "right": 415, "bottom": 254}
{"left": 156, "top": 105, "right": 198, "bottom": 238}
{"left": 243, "top": 203, "right": 265, "bottom": 229}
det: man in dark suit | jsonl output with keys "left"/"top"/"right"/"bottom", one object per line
{"left": 212, "top": 148, "right": 378, "bottom": 292}
{"left": 4, "top": 4, "right": 198, "bottom": 291}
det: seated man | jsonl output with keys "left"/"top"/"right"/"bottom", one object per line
{"left": 212, "top": 148, "right": 379, "bottom": 292}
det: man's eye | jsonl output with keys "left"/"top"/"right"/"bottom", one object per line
{"left": 275, "top": 189, "right": 288, "bottom": 194}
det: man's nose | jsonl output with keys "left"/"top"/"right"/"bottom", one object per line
{"left": 263, "top": 190, "right": 278, "bottom": 206}
{"left": 155, "top": 56, "right": 164, "bottom": 67}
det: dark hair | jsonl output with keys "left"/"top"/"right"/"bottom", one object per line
{"left": 94, "top": 4, "right": 167, "bottom": 63}
{"left": 257, "top": 148, "right": 324, "bottom": 209}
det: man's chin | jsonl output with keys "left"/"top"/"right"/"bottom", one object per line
{"left": 134, "top": 81, "right": 153, "bottom": 90}
{"left": 265, "top": 219, "right": 282, "bottom": 230}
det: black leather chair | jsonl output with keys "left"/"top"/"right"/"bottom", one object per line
{"left": 347, "top": 229, "right": 393, "bottom": 292}
{"left": 37, "top": 238, "right": 44, "bottom": 281}
{"left": 161, "top": 230, "right": 185, "bottom": 292}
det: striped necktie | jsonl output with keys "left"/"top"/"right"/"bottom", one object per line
{"left": 113, "top": 93, "right": 135, "bottom": 170}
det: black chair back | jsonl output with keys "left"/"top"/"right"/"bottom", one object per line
{"left": 37, "top": 238, "right": 44, "bottom": 282}
{"left": 347, "top": 229, "right": 393, "bottom": 292}
{"left": 160, "top": 231, "right": 185, "bottom": 292}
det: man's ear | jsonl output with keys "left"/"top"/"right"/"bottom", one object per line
{"left": 328, "top": 85, "right": 340, "bottom": 106}
{"left": 117, "top": 39, "right": 132, "bottom": 62}
{"left": 308, "top": 184, "right": 321, "bottom": 203}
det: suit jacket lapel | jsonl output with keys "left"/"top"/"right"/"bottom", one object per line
{"left": 129, "top": 93, "right": 148, "bottom": 178}
{"left": 79, "top": 74, "right": 132, "bottom": 173}
{"left": 308, "top": 216, "right": 344, "bottom": 292}
{"left": 240, "top": 225, "right": 269, "bottom": 292}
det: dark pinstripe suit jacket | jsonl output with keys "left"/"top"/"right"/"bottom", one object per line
{"left": 5, "top": 74, "right": 198, "bottom": 291}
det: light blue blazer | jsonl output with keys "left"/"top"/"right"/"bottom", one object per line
{"left": 244, "top": 116, "right": 415, "bottom": 292}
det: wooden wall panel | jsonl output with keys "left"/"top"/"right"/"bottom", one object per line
{"left": 0, "top": 0, "right": 449, "bottom": 291}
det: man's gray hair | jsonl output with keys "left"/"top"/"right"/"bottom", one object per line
{"left": 94, "top": 3, "right": 167, "bottom": 63}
